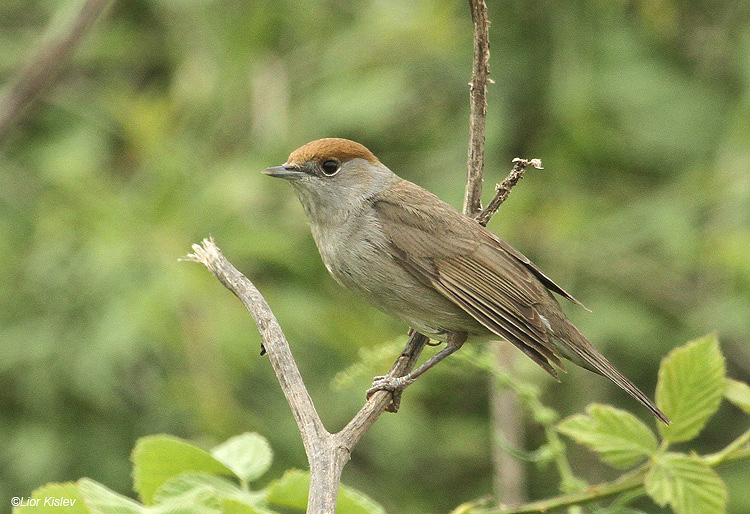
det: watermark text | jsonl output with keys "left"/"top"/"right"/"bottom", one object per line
{"left": 12, "top": 497, "right": 77, "bottom": 507}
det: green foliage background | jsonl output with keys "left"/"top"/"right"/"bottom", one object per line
{"left": 1, "top": 0, "right": 749, "bottom": 512}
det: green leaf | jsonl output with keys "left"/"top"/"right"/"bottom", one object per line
{"left": 557, "top": 404, "right": 658, "bottom": 468}
{"left": 14, "top": 483, "right": 88, "bottom": 514}
{"left": 265, "top": 470, "right": 308, "bottom": 511}
{"left": 151, "top": 487, "right": 222, "bottom": 514}
{"left": 644, "top": 453, "right": 727, "bottom": 514}
{"left": 337, "top": 485, "right": 387, "bottom": 514}
{"left": 266, "top": 470, "right": 387, "bottom": 514}
{"left": 131, "top": 435, "right": 234, "bottom": 505}
{"left": 152, "top": 472, "right": 276, "bottom": 514}
{"left": 211, "top": 433, "right": 273, "bottom": 483}
{"left": 222, "top": 498, "right": 278, "bottom": 514}
{"left": 724, "top": 378, "right": 750, "bottom": 414}
{"left": 78, "top": 479, "right": 143, "bottom": 514}
{"left": 656, "top": 334, "right": 726, "bottom": 443}
{"left": 153, "top": 472, "right": 262, "bottom": 506}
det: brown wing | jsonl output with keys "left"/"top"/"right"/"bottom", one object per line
{"left": 372, "top": 180, "right": 583, "bottom": 377}
{"left": 371, "top": 180, "right": 671, "bottom": 424}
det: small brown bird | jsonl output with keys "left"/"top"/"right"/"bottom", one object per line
{"left": 264, "top": 138, "right": 668, "bottom": 423}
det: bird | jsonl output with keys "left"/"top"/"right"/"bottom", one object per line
{"left": 263, "top": 138, "right": 668, "bottom": 423}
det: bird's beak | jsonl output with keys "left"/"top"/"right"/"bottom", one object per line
{"left": 262, "top": 165, "right": 306, "bottom": 180}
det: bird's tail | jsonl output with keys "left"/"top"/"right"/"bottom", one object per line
{"left": 553, "top": 324, "right": 669, "bottom": 424}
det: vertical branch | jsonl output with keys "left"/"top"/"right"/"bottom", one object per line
{"left": 463, "top": 0, "right": 491, "bottom": 217}
{"left": 463, "top": 2, "right": 535, "bottom": 508}
{"left": 0, "top": 0, "right": 113, "bottom": 139}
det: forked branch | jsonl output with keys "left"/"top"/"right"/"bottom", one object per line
{"left": 185, "top": 239, "right": 429, "bottom": 514}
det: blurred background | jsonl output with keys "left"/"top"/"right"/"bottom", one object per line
{"left": 1, "top": 0, "right": 749, "bottom": 512}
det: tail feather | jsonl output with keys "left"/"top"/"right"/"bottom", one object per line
{"left": 587, "top": 348, "right": 669, "bottom": 424}
{"left": 553, "top": 325, "right": 669, "bottom": 424}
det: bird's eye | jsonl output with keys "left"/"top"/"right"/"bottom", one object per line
{"left": 321, "top": 159, "right": 340, "bottom": 176}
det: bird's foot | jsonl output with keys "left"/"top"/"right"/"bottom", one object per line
{"left": 368, "top": 374, "right": 415, "bottom": 393}
{"left": 366, "top": 375, "right": 415, "bottom": 412}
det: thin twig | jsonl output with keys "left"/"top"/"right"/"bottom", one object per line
{"left": 491, "top": 469, "right": 646, "bottom": 514}
{"left": 463, "top": 0, "right": 491, "bottom": 217}
{"left": 0, "top": 0, "right": 112, "bottom": 139}
{"left": 185, "top": 240, "right": 339, "bottom": 513}
{"left": 475, "top": 158, "right": 543, "bottom": 227}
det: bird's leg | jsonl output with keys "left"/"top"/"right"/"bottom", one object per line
{"left": 367, "top": 332, "right": 467, "bottom": 406}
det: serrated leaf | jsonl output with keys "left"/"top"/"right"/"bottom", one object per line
{"left": 78, "top": 479, "right": 143, "bottom": 514}
{"left": 14, "top": 483, "right": 87, "bottom": 514}
{"left": 266, "top": 470, "right": 387, "bottom": 514}
{"left": 656, "top": 334, "right": 725, "bottom": 443}
{"left": 211, "top": 433, "right": 273, "bottom": 483}
{"left": 724, "top": 378, "right": 750, "bottom": 414}
{"left": 557, "top": 404, "right": 658, "bottom": 468}
{"left": 644, "top": 453, "right": 726, "bottom": 514}
{"left": 131, "top": 435, "right": 234, "bottom": 505}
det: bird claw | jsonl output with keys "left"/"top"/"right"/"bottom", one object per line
{"left": 366, "top": 375, "right": 415, "bottom": 412}
{"left": 368, "top": 375, "right": 412, "bottom": 394}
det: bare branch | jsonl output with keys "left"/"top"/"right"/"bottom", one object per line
{"left": 464, "top": 0, "right": 491, "bottom": 217}
{"left": 185, "top": 238, "right": 428, "bottom": 513}
{"left": 185, "top": 239, "right": 339, "bottom": 513}
{"left": 462, "top": 3, "right": 544, "bottom": 508}
{"left": 184, "top": 239, "right": 327, "bottom": 446}
{"left": 0, "top": 0, "right": 112, "bottom": 139}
